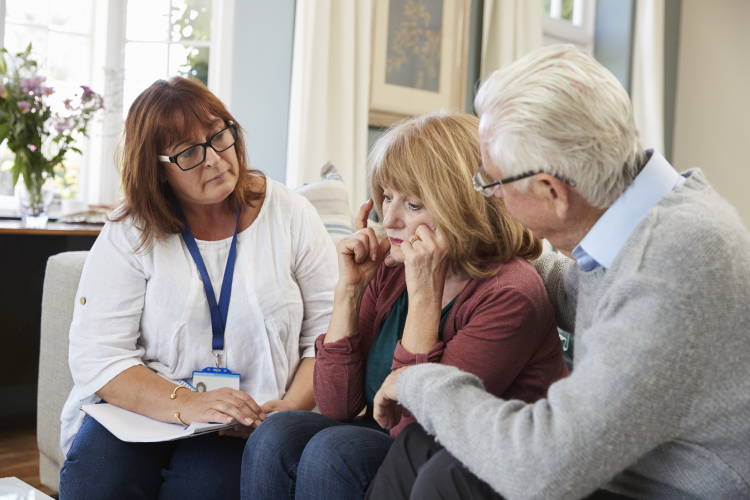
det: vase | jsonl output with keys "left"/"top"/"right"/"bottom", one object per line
{"left": 16, "top": 172, "right": 55, "bottom": 229}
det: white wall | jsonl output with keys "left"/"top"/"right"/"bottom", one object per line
{"left": 672, "top": 0, "right": 750, "bottom": 229}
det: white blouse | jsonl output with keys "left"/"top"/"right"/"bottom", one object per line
{"left": 60, "top": 179, "right": 338, "bottom": 455}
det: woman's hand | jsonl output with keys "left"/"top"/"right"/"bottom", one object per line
{"left": 260, "top": 398, "right": 299, "bottom": 414}
{"left": 217, "top": 398, "right": 302, "bottom": 439}
{"left": 217, "top": 398, "right": 298, "bottom": 439}
{"left": 335, "top": 199, "right": 391, "bottom": 294}
{"left": 402, "top": 224, "right": 450, "bottom": 302}
{"left": 180, "top": 387, "right": 266, "bottom": 428}
{"left": 218, "top": 423, "right": 255, "bottom": 439}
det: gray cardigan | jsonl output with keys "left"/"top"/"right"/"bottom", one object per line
{"left": 396, "top": 169, "right": 750, "bottom": 499}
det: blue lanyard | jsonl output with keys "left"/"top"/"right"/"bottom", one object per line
{"left": 177, "top": 205, "right": 241, "bottom": 362}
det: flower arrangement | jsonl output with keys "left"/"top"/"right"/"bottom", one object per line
{"left": 0, "top": 43, "right": 103, "bottom": 224}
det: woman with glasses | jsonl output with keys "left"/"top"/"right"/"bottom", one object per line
{"left": 58, "top": 77, "right": 337, "bottom": 500}
{"left": 241, "top": 110, "right": 569, "bottom": 500}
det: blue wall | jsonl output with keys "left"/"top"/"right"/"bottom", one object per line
{"left": 594, "top": 0, "right": 636, "bottom": 93}
{"left": 231, "top": 1, "right": 296, "bottom": 183}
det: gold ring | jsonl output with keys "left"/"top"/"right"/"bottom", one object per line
{"left": 174, "top": 412, "right": 188, "bottom": 427}
{"left": 408, "top": 236, "right": 420, "bottom": 245}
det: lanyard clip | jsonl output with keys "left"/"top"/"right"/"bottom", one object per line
{"left": 213, "top": 350, "right": 223, "bottom": 368}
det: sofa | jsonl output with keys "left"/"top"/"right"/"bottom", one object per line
{"left": 36, "top": 163, "right": 356, "bottom": 491}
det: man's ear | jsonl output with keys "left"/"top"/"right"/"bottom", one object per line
{"left": 533, "top": 173, "right": 571, "bottom": 220}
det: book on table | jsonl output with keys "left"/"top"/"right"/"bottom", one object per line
{"left": 81, "top": 403, "right": 235, "bottom": 443}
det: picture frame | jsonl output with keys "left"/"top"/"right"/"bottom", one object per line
{"left": 369, "top": 0, "right": 472, "bottom": 128}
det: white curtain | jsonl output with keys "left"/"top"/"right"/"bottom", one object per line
{"left": 286, "top": 0, "right": 371, "bottom": 210}
{"left": 631, "top": 0, "right": 665, "bottom": 154}
{"left": 480, "top": 0, "right": 543, "bottom": 80}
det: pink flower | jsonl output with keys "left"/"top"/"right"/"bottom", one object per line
{"left": 80, "top": 85, "right": 95, "bottom": 102}
{"left": 63, "top": 98, "right": 73, "bottom": 110}
{"left": 28, "top": 144, "right": 37, "bottom": 152}
{"left": 17, "top": 101, "right": 31, "bottom": 114}
{"left": 41, "top": 86, "right": 54, "bottom": 96}
{"left": 22, "top": 76, "right": 45, "bottom": 95}
{"left": 0, "top": 83, "right": 7, "bottom": 99}
{"left": 56, "top": 116, "right": 75, "bottom": 134}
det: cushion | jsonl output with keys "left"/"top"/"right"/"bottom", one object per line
{"left": 294, "top": 162, "right": 354, "bottom": 243}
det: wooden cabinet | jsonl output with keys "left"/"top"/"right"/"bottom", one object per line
{"left": 0, "top": 221, "right": 100, "bottom": 418}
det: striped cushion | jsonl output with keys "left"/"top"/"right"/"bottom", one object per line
{"left": 295, "top": 161, "right": 353, "bottom": 243}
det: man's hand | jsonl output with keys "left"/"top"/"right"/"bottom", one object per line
{"left": 373, "top": 367, "right": 412, "bottom": 429}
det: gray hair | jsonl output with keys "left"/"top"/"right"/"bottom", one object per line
{"left": 474, "top": 44, "right": 645, "bottom": 209}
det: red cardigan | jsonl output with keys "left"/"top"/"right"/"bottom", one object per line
{"left": 313, "top": 256, "right": 569, "bottom": 437}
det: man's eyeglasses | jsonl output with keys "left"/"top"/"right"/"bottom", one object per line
{"left": 158, "top": 122, "right": 238, "bottom": 171}
{"left": 472, "top": 166, "right": 576, "bottom": 197}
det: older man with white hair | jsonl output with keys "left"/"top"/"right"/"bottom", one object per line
{"left": 365, "top": 44, "right": 750, "bottom": 500}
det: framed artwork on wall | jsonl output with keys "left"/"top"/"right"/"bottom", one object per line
{"left": 369, "top": 0, "right": 472, "bottom": 128}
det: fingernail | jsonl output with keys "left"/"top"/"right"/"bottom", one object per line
{"left": 255, "top": 419, "right": 262, "bottom": 426}
{"left": 372, "top": 253, "right": 377, "bottom": 261}
{"left": 245, "top": 418, "right": 253, "bottom": 425}
{"left": 226, "top": 417, "right": 233, "bottom": 423}
{"left": 260, "top": 412, "right": 267, "bottom": 420}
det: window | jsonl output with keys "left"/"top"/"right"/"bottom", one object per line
{"left": 123, "top": 0, "right": 213, "bottom": 118}
{"left": 0, "top": 0, "right": 234, "bottom": 215}
{"left": 541, "top": 0, "right": 596, "bottom": 54}
{"left": 0, "top": 0, "right": 95, "bottom": 207}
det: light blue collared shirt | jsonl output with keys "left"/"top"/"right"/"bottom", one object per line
{"left": 572, "top": 150, "right": 686, "bottom": 272}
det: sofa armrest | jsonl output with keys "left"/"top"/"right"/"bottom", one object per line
{"left": 37, "top": 251, "right": 89, "bottom": 491}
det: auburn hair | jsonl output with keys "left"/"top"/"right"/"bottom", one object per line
{"left": 368, "top": 110, "right": 541, "bottom": 279}
{"left": 112, "top": 77, "right": 264, "bottom": 252}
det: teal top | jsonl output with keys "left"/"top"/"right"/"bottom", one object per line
{"left": 363, "top": 290, "right": 457, "bottom": 408}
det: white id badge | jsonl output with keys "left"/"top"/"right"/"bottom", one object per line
{"left": 192, "top": 367, "right": 241, "bottom": 392}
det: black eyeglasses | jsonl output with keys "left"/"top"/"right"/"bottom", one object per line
{"left": 472, "top": 166, "right": 576, "bottom": 197}
{"left": 158, "top": 122, "right": 238, "bottom": 171}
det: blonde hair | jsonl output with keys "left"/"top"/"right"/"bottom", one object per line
{"left": 368, "top": 110, "right": 541, "bottom": 279}
{"left": 475, "top": 44, "right": 645, "bottom": 209}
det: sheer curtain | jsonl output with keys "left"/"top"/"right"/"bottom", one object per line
{"left": 285, "top": 0, "right": 371, "bottom": 210}
{"left": 631, "top": 0, "right": 666, "bottom": 154}
{"left": 480, "top": 0, "right": 542, "bottom": 79}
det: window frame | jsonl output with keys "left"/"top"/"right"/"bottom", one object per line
{"left": 542, "top": 0, "right": 597, "bottom": 54}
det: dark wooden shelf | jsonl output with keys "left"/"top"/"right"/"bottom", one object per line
{"left": 0, "top": 220, "right": 102, "bottom": 236}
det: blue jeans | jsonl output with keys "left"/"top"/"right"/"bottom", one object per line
{"left": 59, "top": 414, "right": 246, "bottom": 500}
{"left": 241, "top": 410, "right": 394, "bottom": 500}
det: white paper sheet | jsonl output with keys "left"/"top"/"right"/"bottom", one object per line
{"left": 81, "top": 403, "right": 235, "bottom": 443}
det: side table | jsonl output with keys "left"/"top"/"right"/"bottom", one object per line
{"left": 0, "top": 476, "right": 55, "bottom": 499}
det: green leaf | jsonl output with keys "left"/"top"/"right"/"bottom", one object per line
{"left": 0, "top": 122, "right": 9, "bottom": 143}
{"left": 0, "top": 53, "right": 6, "bottom": 76}
{"left": 12, "top": 153, "right": 26, "bottom": 188}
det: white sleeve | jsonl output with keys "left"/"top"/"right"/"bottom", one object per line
{"left": 290, "top": 197, "right": 338, "bottom": 358}
{"left": 68, "top": 220, "right": 147, "bottom": 397}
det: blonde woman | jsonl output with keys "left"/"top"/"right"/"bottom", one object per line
{"left": 240, "top": 111, "right": 568, "bottom": 500}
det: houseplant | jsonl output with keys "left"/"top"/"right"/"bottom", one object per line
{"left": 0, "top": 43, "right": 103, "bottom": 227}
